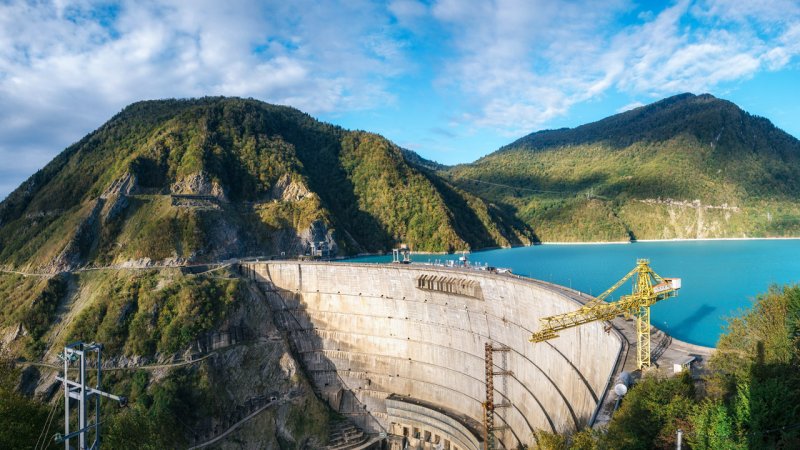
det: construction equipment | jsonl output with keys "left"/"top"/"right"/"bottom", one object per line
{"left": 483, "top": 343, "right": 511, "bottom": 450}
{"left": 530, "top": 259, "right": 681, "bottom": 370}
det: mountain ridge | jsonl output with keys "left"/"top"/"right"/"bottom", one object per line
{"left": 2, "top": 92, "right": 800, "bottom": 448}
{"left": 3, "top": 92, "right": 800, "bottom": 271}
{"left": 447, "top": 92, "right": 800, "bottom": 242}
{"left": 0, "top": 97, "right": 532, "bottom": 272}
{"left": 496, "top": 93, "right": 793, "bottom": 154}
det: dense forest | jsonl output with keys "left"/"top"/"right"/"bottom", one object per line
{"left": 4, "top": 94, "right": 800, "bottom": 271}
{"left": 2, "top": 93, "right": 800, "bottom": 448}
{"left": 0, "top": 97, "right": 531, "bottom": 273}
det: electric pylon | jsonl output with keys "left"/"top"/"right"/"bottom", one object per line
{"left": 55, "top": 342, "right": 127, "bottom": 450}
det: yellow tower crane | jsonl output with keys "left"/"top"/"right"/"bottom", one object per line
{"left": 530, "top": 259, "right": 681, "bottom": 370}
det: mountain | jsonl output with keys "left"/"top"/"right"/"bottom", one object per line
{"left": 446, "top": 93, "right": 800, "bottom": 242}
{"left": 4, "top": 98, "right": 532, "bottom": 447}
{"left": 3, "top": 93, "right": 800, "bottom": 448}
{"left": 0, "top": 97, "right": 532, "bottom": 272}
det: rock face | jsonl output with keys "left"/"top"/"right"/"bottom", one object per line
{"left": 45, "top": 198, "right": 106, "bottom": 273}
{"left": 182, "top": 280, "right": 328, "bottom": 448}
{"left": 298, "top": 220, "right": 337, "bottom": 255}
{"left": 171, "top": 171, "right": 228, "bottom": 201}
{"left": 102, "top": 172, "right": 138, "bottom": 197}
{"left": 271, "top": 174, "right": 310, "bottom": 202}
{"left": 5, "top": 268, "right": 332, "bottom": 449}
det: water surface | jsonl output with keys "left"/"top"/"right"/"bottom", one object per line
{"left": 348, "top": 240, "right": 800, "bottom": 347}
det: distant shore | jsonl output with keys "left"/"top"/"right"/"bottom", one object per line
{"left": 536, "top": 236, "right": 800, "bottom": 246}
{"left": 633, "top": 236, "right": 800, "bottom": 243}
{"left": 537, "top": 241, "right": 630, "bottom": 245}
{"left": 346, "top": 236, "right": 800, "bottom": 258}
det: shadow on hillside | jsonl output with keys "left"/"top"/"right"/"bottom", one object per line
{"left": 297, "top": 143, "right": 393, "bottom": 253}
{"left": 242, "top": 265, "right": 385, "bottom": 436}
{"left": 745, "top": 342, "right": 800, "bottom": 448}
{"left": 419, "top": 169, "right": 513, "bottom": 247}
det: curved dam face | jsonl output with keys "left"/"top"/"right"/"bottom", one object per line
{"left": 242, "top": 262, "right": 622, "bottom": 448}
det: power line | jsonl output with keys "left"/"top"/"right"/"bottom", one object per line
{"left": 35, "top": 396, "right": 62, "bottom": 450}
{"left": 442, "top": 172, "right": 572, "bottom": 195}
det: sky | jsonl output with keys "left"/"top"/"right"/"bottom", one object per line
{"left": 1, "top": 0, "right": 799, "bottom": 200}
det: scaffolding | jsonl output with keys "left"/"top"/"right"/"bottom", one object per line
{"left": 484, "top": 343, "right": 511, "bottom": 450}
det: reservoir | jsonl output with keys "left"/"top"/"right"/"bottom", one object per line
{"left": 349, "top": 239, "right": 800, "bottom": 347}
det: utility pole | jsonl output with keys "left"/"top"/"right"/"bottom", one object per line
{"left": 55, "top": 342, "right": 127, "bottom": 450}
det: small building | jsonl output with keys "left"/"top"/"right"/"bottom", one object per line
{"left": 310, "top": 241, "right": 331, "bottom": 258}
{"left": 673, "top": 356, "right": 696, "bottom": 374}
{"left": 392, "top": 244, "right": 411, "bottom": 264}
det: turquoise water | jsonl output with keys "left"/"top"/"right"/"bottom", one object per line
{"left": 348, "top": 240, "right": 800, "bottom": 347}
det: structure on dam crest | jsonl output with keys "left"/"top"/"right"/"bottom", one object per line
{"left": 241, "top": 262, "right": 623, "bottom": 449}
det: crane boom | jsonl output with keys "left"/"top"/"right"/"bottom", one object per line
{"left": 530, "top": 259, "right": 681, "bottom": 369}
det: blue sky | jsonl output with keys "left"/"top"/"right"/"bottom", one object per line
{"left": 1, "top": 0, "right": 799, "bottom": 200}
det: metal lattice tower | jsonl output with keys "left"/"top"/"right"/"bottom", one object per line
{"left": 484, "top": 343, "right": 511, "bottom": 450}
{"left": 56, "top": 342, "right": 126, "bottom": 450}
{"left": 530, "top": 259, "right": 681, "bottom": 370}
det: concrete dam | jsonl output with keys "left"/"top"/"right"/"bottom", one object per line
{"left": 241, "top": 261, "right": 623, "bottom": 449}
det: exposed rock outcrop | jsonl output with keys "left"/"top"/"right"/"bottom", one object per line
{"left": 46, "top": 198, "right": 105, "bottom": 273}
{"left": 102, "top": 172, "right": 138, "bottom": 198}
{"left": 271, "top": 174, "right": 311, "bottom": 202}
{"left": 171, "top": 171, "right": 228, "bottom": 201}
{"left": 298, "top": 219, "right": 338, "bottom": 256}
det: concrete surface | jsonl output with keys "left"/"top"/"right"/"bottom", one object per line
{"left": 241, "top": 261, "right": 629, "bottom": 448}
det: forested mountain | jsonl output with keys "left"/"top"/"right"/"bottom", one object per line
{"left": 0, "top": 97, "right": 531, "bottom": 272}
{"left": 0, "top": 98, "right": 534, "bottom": 447}
{"left": 4, "top": 93, "right": 797, "bottom": 269}
{"left": 446, "top": 93, "right": 800, "bottom": 242}
{"left": 2, "top": 93, "right": 799, "bottom": 448}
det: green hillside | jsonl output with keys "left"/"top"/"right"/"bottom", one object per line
{"left": 2, "top": 93, "right": 799, "bottom": 448}
{"left": 0, "top": 268, "right": 333, "bottom": 449}
{"left": 0, "top": 98, "right": 531, "bottom": 272}
{"left": 446, "top": 93, "right": 800, "bottom": 242}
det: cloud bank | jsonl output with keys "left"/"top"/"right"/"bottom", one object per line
{"left": 1, "top": 0, "right": 798, "bottom": 198}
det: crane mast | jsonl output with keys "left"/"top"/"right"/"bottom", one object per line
{"left": 530, "top": 259, "right": 681, "bottom": 370}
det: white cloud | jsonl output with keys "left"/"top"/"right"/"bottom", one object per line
{"left": 389, "top": 0, "right": 428, "bottom": 25}
{"left": 1, "top": 0, "right": 800, "bottom": 200}
{"left": 617, "top": 101, "right": 645, "bottom": 113}
{"left": 424, "top": 0, "right": 800, "bottom": 135}
{"left": 0, "top": 0, "right": 411, "bottom": 198}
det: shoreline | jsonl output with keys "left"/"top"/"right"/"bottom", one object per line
{"left": 346, "top": 236, "right": 800, "bottom": 258}
{"left": 632, "top": 236, "right": 800, "bottom": 243}
{"left": 537, "top": 241, "right": 630, "bottom": 245}
{"left": 536, "top": 236, "right": 800, "bottom": 246}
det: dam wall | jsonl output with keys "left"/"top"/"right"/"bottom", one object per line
{"left": 241, "top": 262, "right": 623, "bottom": 448}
